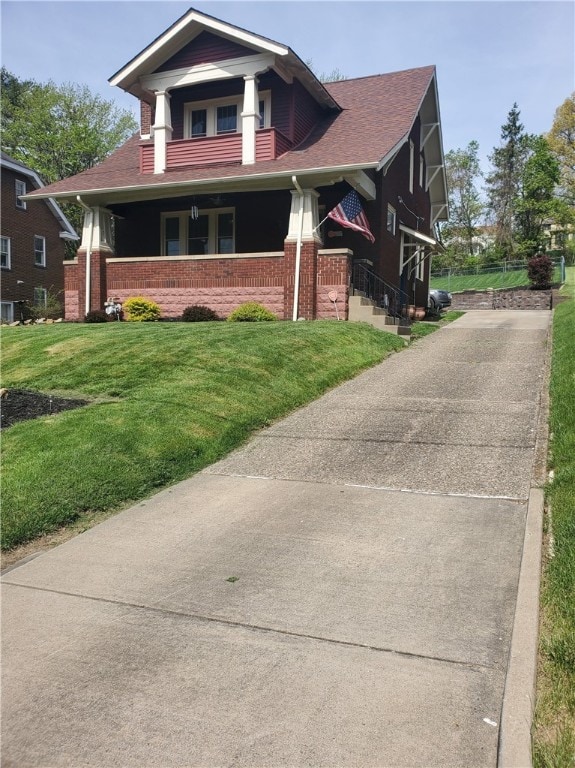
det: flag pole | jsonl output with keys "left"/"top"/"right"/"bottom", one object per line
{"left": 312, "top": 214, "right": 331, "bottom": 234}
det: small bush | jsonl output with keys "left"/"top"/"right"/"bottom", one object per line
{"left": 227, "top": 302, "right": 278, "bottom": 322}
{"left": 84, "top": 310, "right": 109, "bottom": 323}
{"left": 528, "top": 253, "right": 553, "bottom": 290}
{"left": 182, "top": 305, "right": 221, "bottom": 322}
{"left": 123, "top": 296, "right": 161, "bottom": 322}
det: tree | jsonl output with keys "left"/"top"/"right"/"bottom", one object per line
{"left": 547, "top": 92, "right": 575, "bottom": 203}
{"left": 304, "top": 59, "right": 346, "bottom": 82}
{"left": 1, "top": 69, "right": 138, "bottom": 253}
{"left": 485, "top": 103, "right": 531, "bottom": 258}
{"left": 514, "top": 135, "right": 562, "bottom": 256}
{"left": 440, "top": 141, "right": 484, "bottom": 261}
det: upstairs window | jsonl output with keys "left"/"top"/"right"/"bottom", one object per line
{"left": 34, "top": 235, "right": 46, "bottom": 267}
{"left": 419, "top": 153, "right": 425, "bottom": 188}
{"left": 386, "top": 205, "right": 396, "bottom": 235}
{"left": 184, "top": 93, "right": 270, "bottom": 139}
{"left": 162, "top": 209, "right": 235, "bottom": 256}
{"left": 409, "top": 140, "right": 415, "bottom": 194}
{"left": 15, "top": 179, "right": 27, "bottom": 209}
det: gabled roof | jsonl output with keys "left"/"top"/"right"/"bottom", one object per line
{"left": 1, "top": 152, "right": 79, "bottom": 239}
{"left": 110, "top": 6, "right": 339, "bottom": 111}
{"left": 26, "top": 66, "right": 446, "bottom": 217}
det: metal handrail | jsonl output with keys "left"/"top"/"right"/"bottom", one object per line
{"left": 351, "top": 262, "right": 410, "bottom": 323}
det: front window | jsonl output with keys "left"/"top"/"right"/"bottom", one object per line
{"left": 1, "top": 236, "right": 11, "bottom": 269}
{"left": 34, "top": 236, "right": 46, "bottom": 267}
{"left": 184, "top": 92, "right": 271, "bottom": 139}
{"left": 15, "top": 179, "right": 26, "bottom": 209}
{"left": 162, "top": 208, "right": 235, "bottom": 255}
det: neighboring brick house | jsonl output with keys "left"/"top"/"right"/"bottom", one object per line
{"left": 25, "top": 7, "right": 448, "bottom": 323}
{"left": 1, "top": 153, "right": 78, "bottom": 323}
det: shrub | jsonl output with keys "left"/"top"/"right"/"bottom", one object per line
{"left": 226, "top": 302, "right": 278, "bottom": 322}
{"left": 527, "top": 253, "right": 554, "bottom": 290}
{"left": 182, "top": 305, "right": 221, "bottom": 322}
{"left": 123, "top": 296, "right": 161, "bottom": 322}
{"left": 84, "top": 310, "right": 109, "bottom": 323}
{"left": 31, "top": 287, "right": 64, "bottom": 321}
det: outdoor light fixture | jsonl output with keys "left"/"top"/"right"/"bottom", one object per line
{"left": 190, "top": 202, "right": 199, "bottom": 220}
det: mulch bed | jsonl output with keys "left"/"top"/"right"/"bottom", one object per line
{"left": 0, "top": 389, "right": 89, "bottom": 429}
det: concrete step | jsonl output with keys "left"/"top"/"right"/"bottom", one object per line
{"left": 348, "top": 295, "right": 411, "bottom": 338}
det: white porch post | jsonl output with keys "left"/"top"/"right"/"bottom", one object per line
{"left": 241, "top": 75, "right": 259, "bottom": 165}
{"left": 153, "top": 90, "right": 173, "bottom": 174}
{"left": 285, "top": 189, "right": 321, "bottom": 243}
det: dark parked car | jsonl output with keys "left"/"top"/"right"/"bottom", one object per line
{"left": 428, "top": 289, "right": 452, "bottom": 312}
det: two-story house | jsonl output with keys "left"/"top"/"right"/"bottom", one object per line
{"left": 1, "top": 153, "right": 78, "bottom": 323}
{"left": 24, "top": 7, "right": 448, "bottom": 323}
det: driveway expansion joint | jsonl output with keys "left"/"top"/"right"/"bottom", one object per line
{"left": 2, "top": 581, "right": 495, "bottom": 672}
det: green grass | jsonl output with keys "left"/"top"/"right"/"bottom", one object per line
{"left": 533, "top": 266, "right": 575, "bottom": 767}
{"left": 430, "top": 263, "right": 563, "bottom": 293}
{"left": 1, "top": 320, "right": 405, "bottom": 550}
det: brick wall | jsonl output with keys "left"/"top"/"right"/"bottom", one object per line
{"left": 64, "top": 247, "right": 352, "bottom": 321}
{"left": 1, "top": 166, "right": 67, "bottom": 318}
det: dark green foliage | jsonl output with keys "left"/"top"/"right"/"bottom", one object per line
{"left": 227, "top": 302, "right": 277, "bottom": 322}
{"left": 528, "top": 253, "right": 554, "bottom": 289}
{"left": 84, "top": 310, "right": 109, "bottom": 323}
{"left": 182, "top": 305, "right": 221, "bottom": 322}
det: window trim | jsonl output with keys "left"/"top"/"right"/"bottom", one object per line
{"left": 409, "top": 140, "right": 415, "bottom": 194}
{"left": 419, "top": 153, "right": 425, "bottom": 188}
{"left": 161, "top": 208, "right": 236, "bottom": 256}
{"left": 15, "top": 179, "right": 27, "bottom": 210}
{"left": 184, "top": 91, "right": 271, "bottom": 139}
{"left": 1, "top": 236, "right": 11, "bottom": 269}
{"left": 34, "top": 235, "right": 46, "bottom": 267}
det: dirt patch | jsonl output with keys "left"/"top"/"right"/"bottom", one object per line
{"left": 0, "top": 389, "right": 89, "bottom": 430}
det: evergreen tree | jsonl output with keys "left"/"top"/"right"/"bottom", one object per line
{"left": 485, "top": 103, "right": 530, "bottom": 258}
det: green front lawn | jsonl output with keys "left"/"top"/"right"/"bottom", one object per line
{"left": 1, "top": 320, "right": 405, "bottom": 550}
{"left": 533, "top": 267, "right": 575, "bottom": 767}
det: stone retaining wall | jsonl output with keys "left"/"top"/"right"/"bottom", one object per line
{"left": 451, "top": 288, "right": 552, "bottom": 311}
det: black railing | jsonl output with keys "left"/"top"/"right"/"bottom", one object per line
{"left": 351, "top": 262, "right": 410, "bottom": 322}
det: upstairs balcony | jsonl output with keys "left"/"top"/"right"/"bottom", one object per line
{"left": 140, "top": 128, "right": 292, "bottom": 173}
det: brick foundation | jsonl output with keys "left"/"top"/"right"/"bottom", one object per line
{"left": 64, "top": 248, "right": 352, "bottom": 321}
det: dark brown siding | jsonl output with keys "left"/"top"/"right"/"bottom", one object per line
{"left": 1, "top": 166, "right": 68, "bottom": 317}
{"left": 292, "top": 80, "right": 324, "bottom": 145}
{"left": 154, "top": 31, "right": 257, "bottom": 73}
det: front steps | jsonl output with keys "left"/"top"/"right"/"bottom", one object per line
{"left": 348, "top": 295, "right": 411, "bottom": 337}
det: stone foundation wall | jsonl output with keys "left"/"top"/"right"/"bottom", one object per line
{"left": 451, "top": 288, "right": 552, "bottom": 311}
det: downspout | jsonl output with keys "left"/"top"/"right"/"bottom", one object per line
{"left": 291, "top": 175, "right": 304, "bottom": 322}
{"left": 77, "top": 196, "right": 94, "bottom": 316}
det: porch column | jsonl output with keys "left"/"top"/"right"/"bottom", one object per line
{"left": 153, "top": 90, "right": 173, "bottom": 174}
{"left": 76, "top": 207, "right": 114, "bottom": 316}
{"left": 241, "top": 75, "right": 259, "bottom": 165}
{"left": 284, "top": 189, "right": 321, "bottom": 320}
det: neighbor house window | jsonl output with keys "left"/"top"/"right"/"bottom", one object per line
{"left": 34, "top": 235, "right": 46, "bottom": 267}
{"left": 34, "top": 287, "right": 48, "bottom": 307}
{"left": 386, "top": 205, "right": 396, "bottom": 235}
{"left": 1, "top": 302, "right": 14, "bottom": 323}
{"left": 162, "top": 209, "right": 235, "bottom": 255}
{"left": 409, "top": 140, "right": 414, "bottom": 194}
{"left": 15, "top": 179, "right": 27, "bottom": 209}
{"left": 184, "top": 93, "right": 271, "bottom": 138}
{"left": 1, "top": 236, "right": 11, "bottom": 269}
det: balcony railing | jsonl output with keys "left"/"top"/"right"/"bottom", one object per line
{"left": 140, "top": 128, "right": 292, "bottom": 173}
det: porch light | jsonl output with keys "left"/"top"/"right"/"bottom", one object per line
{"left": 190, "top": 204, "right": 199, "bottom": 220}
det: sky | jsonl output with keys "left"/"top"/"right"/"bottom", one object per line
{"left": 1, "top": 0, "right": 574, "bottom": 179}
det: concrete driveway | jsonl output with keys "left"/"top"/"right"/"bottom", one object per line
{"left": 1, "top": 310, "right": 551, "bottom": 767}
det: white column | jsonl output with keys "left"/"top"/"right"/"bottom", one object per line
{"left": 241, "top": 75, "right": 259, "bottom": 165}
{"left": 286, "top": 189, "right": 321, "bottom": 243}
{"left": 153, "top": 90, "right": 173, "bottom": 174}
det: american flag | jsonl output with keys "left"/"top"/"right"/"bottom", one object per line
{"left": 327, "top": 190, "right": 375, "bottom": 243}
